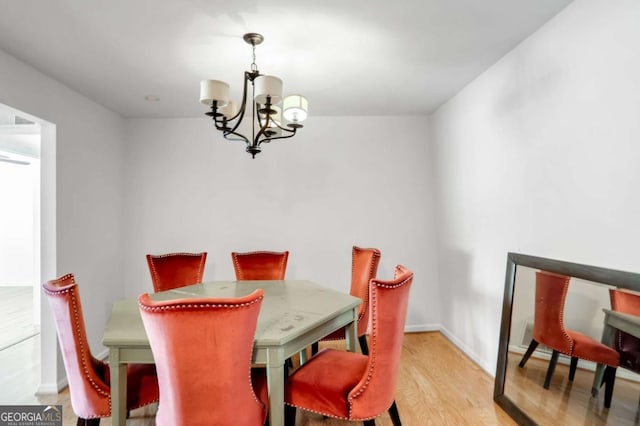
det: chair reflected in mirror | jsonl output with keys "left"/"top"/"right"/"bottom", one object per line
{"left": 518, "top": 270, "right": 619, "bottom": 407}
{"left": 609, "top": 289, "right": 640, "bottom": 396}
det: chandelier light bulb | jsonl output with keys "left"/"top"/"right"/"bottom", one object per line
{"left": 283, "top": 95, "right": 308, "bottom": 123}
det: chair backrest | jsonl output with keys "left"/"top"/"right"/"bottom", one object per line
{"left": 231, "top": 250, "right": 289, "bottom": 280}
{"left": 610, "top": 289, "right": 640, "bottom": 314}
{"left": 347, "top": 264, "right": 413, "bottom": 419}
{"left": 610, "top": 289, "right": 640, "bottom": 359}
{"left": 532, "top": 270, "right": 572, "bottom": 354}
{"left": 42, "top": 274, "right": 111, "bottom": 419}
{"left": 138, "top": 289, "right": 266, "bottom": 425}
{"left": 146, "top": 252, "right": 207, "bottom": 292}
{"left": 349, "top": 246, "right": 381, "bottom": 337}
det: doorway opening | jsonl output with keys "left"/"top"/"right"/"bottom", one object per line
{"left": 0, "top": 103, "right": 56, "bottom": 402}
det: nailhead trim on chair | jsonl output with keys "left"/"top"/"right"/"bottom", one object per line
{"left": 556, "top": 274, "right": 575, "bottom": 354}
{"left": 138, "top": 296, "right": 263, "bottom": 312}
{"left": 139, "top": 293, "right": 267, "bottom": 407}
{"left": 147, "top": 252, "right": 207, "bottom": 291}
{"left": 232, "top": 251, "right": 288, "bottom": 280}
{"left": 43, "top": 275, "right": 112, "bottom": 418}
{"left": 347, "top": 273, "right": 413, "bottom": 420}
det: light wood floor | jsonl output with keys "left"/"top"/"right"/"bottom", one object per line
{"left": 0, "top": 332, "right": 514, "bottom": 425}
{"left": 0, "top": 286, "right": 38, "bottom": 351}
{"left": 506, "top": 351, "right": 640, "bottom": 425}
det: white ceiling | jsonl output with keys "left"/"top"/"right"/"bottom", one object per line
{"left": 0, "top": 0, "right": 572, "bottom": 119}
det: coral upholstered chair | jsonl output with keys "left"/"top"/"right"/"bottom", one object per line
{"left": 43, "top": 274, "right": 159, "bottom": 426}
{"left": 284, "top": 265, "right": 413, "bottom": 426}
{"left": 312, "top": 246, "right": 381, "bottom": 356}
{"left": 146, "top": 252, "right": 207, "bottom": 292}
{"left": 138, "top": 289, "right": 269, "bottom": 426}
{"left": 518, "top": 271, "right": 619, "bottom": 406}
{"left": 609, "top": 289, "right": 640, "bottom": 376}
{"left": 232, "top": 251, "right": 289, "bottom": 280}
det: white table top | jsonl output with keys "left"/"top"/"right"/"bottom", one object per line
{"left": 103, "top": 279, "right": 361, "bottom": 347}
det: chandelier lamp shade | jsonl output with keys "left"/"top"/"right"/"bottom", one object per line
{"left": 199, "top": 33, "right": 308, "bottom": 158}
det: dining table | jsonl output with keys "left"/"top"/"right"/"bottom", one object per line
{"left": 591, "top": 308, "right": 640, "bottom": 397}
{"left": 102, "top": 279, "right": 361, "bottom": 426}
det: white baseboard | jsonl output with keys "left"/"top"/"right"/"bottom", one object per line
{"left": 36, "top": 377, "right": 67, "bottom": 395}
{"left": 439, "top": 325, "right": 495, "bottom": 377}
{"left": 36, "top": 348, "right": 108, "bottom": 395}
{"left": 405, "top": 323, "right": 440, "bottom": 333}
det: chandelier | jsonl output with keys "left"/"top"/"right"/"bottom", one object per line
{"left": 199, "top": 33, "right": 309, "bottom": 158}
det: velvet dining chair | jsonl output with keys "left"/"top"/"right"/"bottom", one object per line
{"left": 518, "top": 270, "right": 619, "bottom": 407}
{"left": 138, "top": 289, "right": 269, "bottom": 426}
{"left": 43, "top": 274, "right": 159, "bottom": 426}
{"left": 609, "top": 289, "right": 640, "bottom": 376}
{"left": 232, "top": 250, "right": 289, "bottom": 280}
{"left": 146, "top": 252, "right": 207, "bottom": 292}
{"left": 284, "top": 265, "right": 413, "bottom": 426}
{"left": 312, "top": 246, "right": 381, "bottom": 356}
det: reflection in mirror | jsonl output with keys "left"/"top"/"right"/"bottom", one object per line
{"left": 495, "top": 253, "right": 640, "bottom": 426}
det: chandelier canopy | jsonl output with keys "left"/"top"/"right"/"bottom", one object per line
{"left": 200, "top": 33, "right": 308, "bottom": 158}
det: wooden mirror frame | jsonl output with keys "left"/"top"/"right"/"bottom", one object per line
{"left": 494, "top": 252, "right": 640, "bottom": 425}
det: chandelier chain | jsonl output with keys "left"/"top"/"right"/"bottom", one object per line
{"left": 251, "top": 44, "right": 258, "bottom": 72}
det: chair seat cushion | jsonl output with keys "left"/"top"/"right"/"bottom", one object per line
{"left": 285, "top": 349, "right": 368, "bottom": 418}
{"left": 568, "top": 330, "right": 619, "bottom": 367}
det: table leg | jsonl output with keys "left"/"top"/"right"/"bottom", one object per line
{"left": 266, "top": 359, "right": 285, "bottom": 426}
{"left": 345, "top": 307, "right": 358, "bottom": 353}
{"left": 299, "top": 349, "right": 308, "bottom": 365}
{"left": 592, "top": 318, "right": 616, "bottom": 397}
{"left": 109, "top": 348, "right": 127, "bottom": 426}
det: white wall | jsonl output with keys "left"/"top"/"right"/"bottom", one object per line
{"left": 0, "top": 49, "right": 127, "bottom": 390}
{"left": 123, "top": 116, "right": 440, "bottom": 329}
{"left": 430, "top": 0, "right": 640, "bottom": 374}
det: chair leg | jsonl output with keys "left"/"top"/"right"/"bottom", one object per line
{"left": 603, "top": 365, "right": 617, "bottom": 408}
{"left": 543, "top": 350, "right": 560, "bottom": 389}
{"left": 311, "top": 342, "right": 319, "bottom": 356}
{"left": 77, "top": 418, "right": 100, "bottom": 426}
{"left": 388, "top": 400, "right": 402, "bottom": 426}
{"left": 285, "top": 404, "right": 296, "bottom": 426}
{"left": 518, "top": 339, "right": 539, "bottom": 368}
{"left": 359, "top": 335, "right": 369, "bottom": 356}
{"left": 569, "top": 357, "right": 578, "bottom": 381}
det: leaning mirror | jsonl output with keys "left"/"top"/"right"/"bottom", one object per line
{"left": 494, "top": 253, "right": 640, "bottom": 425}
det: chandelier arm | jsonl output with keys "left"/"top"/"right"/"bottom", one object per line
{"left": 222, "top": 71, "right": 254, "bottom": 137}
{"left": 259, "top": 128, "right": 297, "bottom": 144}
